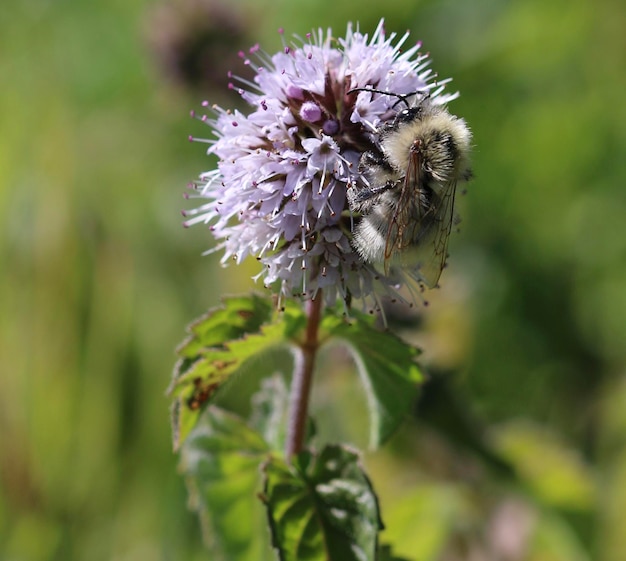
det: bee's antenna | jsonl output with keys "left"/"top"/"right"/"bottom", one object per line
{"left": 347, "top": 87, "right": 429, "bottom": 109}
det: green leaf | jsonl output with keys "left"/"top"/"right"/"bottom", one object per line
{"left": 180, "top": 406, "right": 273, "bottom": 561}
{"left": 169, "top": 295, "right": 306, "bottom": 450}
{"left": 249, "top": 373, "right": 290, "bottom": 452}
{"left": 320, "top": 308, "right": 423, "bottom": 448}
{"left": 170, "top": 296, "right": 423, "bottom": 451}
{"left": 177, "top": 293, "right": 274, "bottom": 356}
{"left": 262, "top": 444, "right": 382, "bottom": 561}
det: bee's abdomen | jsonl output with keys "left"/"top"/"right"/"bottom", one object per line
{"left": 353, "top": 215, "right": 388, "bottom": 262}
{"left": 352, "top": 195, "right": 396, "bottom": 263}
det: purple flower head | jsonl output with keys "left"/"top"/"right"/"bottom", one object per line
{"left": 184, "top": 19, "right": 460, "bottom": 308}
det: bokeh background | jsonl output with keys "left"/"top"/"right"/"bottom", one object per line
{"left": 1, "top": 0, "right": 625, "bottom": 559}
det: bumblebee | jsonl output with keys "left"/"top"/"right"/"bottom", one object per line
{"left": 348, "top": 88, "right": 472, "bottom": 287}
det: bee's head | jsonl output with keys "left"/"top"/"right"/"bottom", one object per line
{"left": 393, "top": 106, "right": 424, "bottom": 125}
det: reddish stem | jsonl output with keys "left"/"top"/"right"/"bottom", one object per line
{"left": 285, "top": 293, "right": 323, "bottom": 459}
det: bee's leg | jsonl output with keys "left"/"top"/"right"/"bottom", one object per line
{"left": 357, "top": 150, "right": 394, "bottom": 177}
{"left": 353, "top": 181, "right": 396, "bottom": 203}
{"left": 349, "top": 150, "right": 398, "bottom": 213}
{"left": 347, "top": 179, "right": 396, "bottom": 214}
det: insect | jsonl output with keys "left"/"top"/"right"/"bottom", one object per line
{"left": 347, "top": 87, "right": 472, "bottom": 288}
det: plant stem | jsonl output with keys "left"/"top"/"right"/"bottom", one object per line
{"left": 286, "top": 292, "right": 323, "bottom": 459}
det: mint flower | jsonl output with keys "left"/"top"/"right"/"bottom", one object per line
{"left": 184, "top": 19, "right": 459, "bottom": 307}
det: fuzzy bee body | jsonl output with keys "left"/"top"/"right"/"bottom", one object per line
{"left": 348, "top": 93, "right": 472, "bottom": 288}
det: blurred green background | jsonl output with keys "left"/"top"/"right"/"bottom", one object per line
{"left": 1, "top": 0, "right": 625, "bottom": 559}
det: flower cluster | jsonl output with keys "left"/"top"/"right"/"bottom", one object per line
{"left": 184, "top": 19, "right": 458, "bottom": 307}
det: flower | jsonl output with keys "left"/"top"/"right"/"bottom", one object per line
{"left": 184, "top": 19, "right": 459, "bottom": 308}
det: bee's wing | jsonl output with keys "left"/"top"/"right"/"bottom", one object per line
{"left": 383, "top": 149, "right": 428, "bottom": 259}
{"left": 410, "top": 178, "right": 457, "bottom": 288}
{"left": 384, "top": 149, "right": 457, "bottom": 288}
